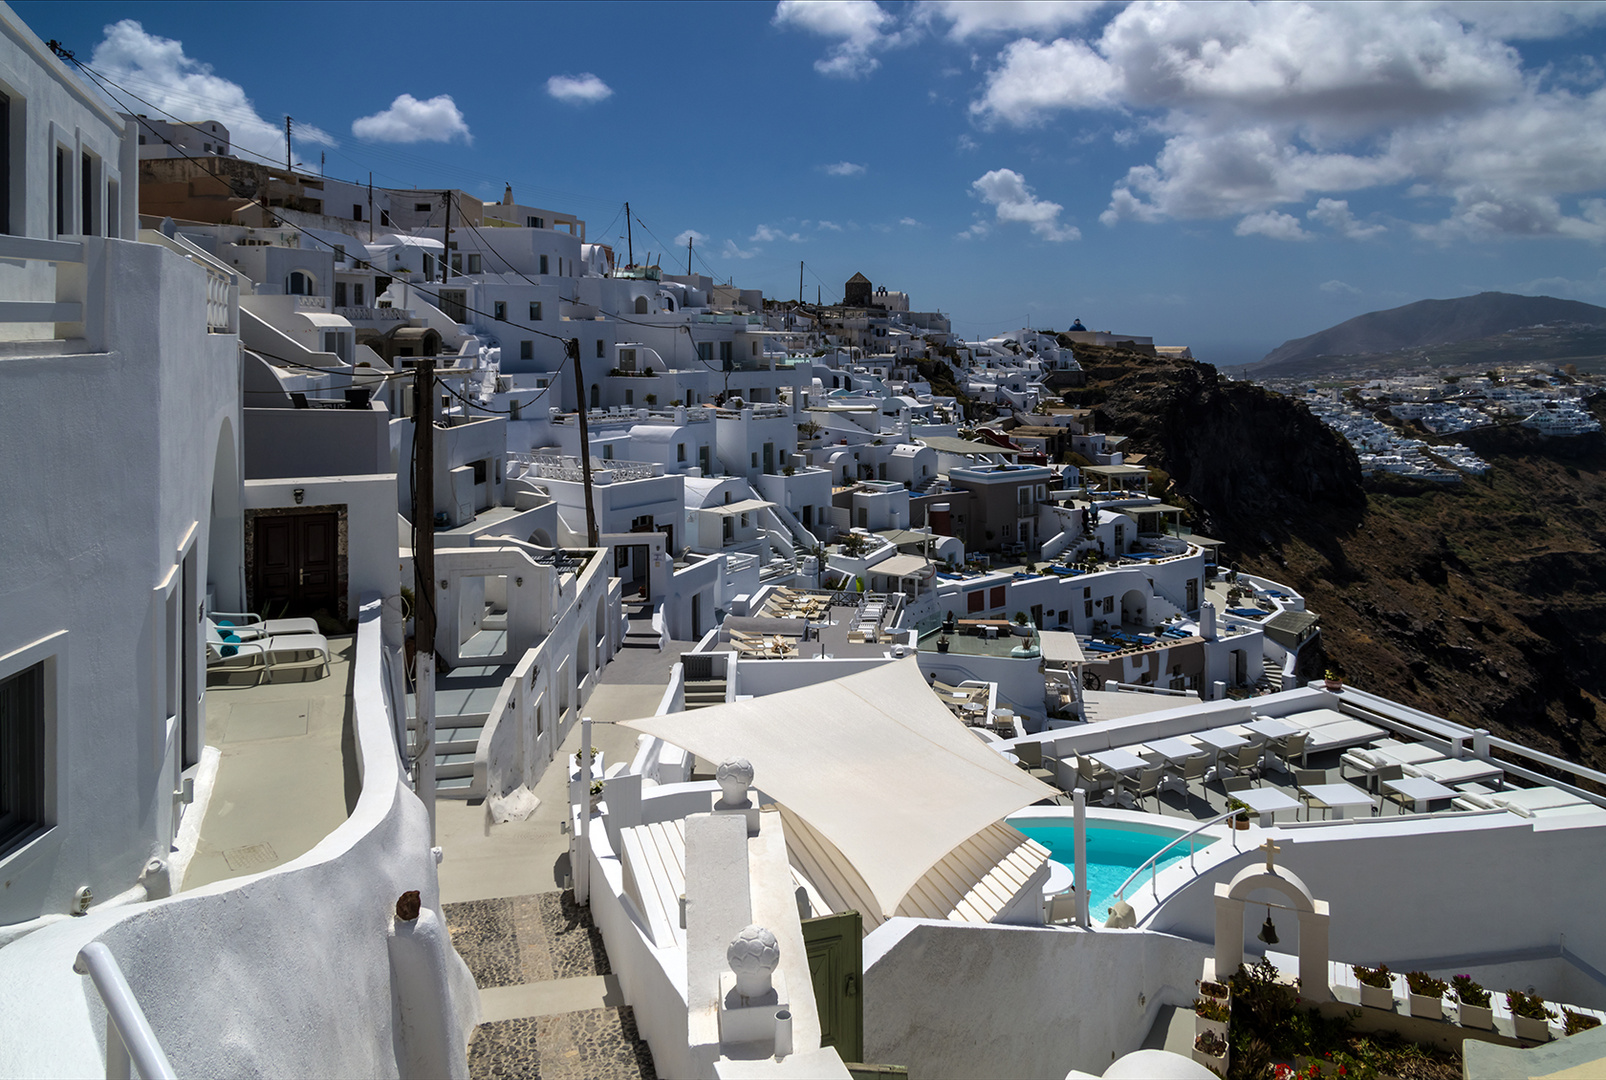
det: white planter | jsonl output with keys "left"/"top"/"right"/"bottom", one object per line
{"left": 1513, "top": 1014, "right": 1552, "bottom": 1042}
{"left": 1192, "top": 1046, "right": 1228, "bottom": 1074}
{"left": 1359, "top": 982, "right": 1394, "bottom": 1010}
{"left": 1194, "top": 1015, "right": 1228, "bottom": 1041}
{"left": 1458, "top": 1002, "right": 1493, "bottom": 1029}
{"left": 1409, "top": 992, "right": 1444, "bottom": 1020}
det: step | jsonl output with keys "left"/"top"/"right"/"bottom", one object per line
{"left": 436, "top": 751, "right": 477, "bottom": 779}
{"left": 437, "top": 775, "right": 477, "bottom": 798}
{"left": 685, "top": 680, "right": 726, "bottom": 692}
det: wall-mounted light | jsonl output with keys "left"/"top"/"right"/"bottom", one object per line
{"left": 293, "top": 488, "right": 305, "bottom": 504}
{"left": 515, "top": 577, "right": 523, "bottom": 587}
{"left": 440, "top": 579, "right": 449, "bottom": 590}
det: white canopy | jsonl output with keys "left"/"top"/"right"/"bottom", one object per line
{"left": 622, "top": 659, "right": 1056, "bottom": 918}
{"left": 1039, "top": 630, "right": 1085, "bottom": 665}
{"left": 867, "top": 554, "right": 930, "bottom": 579}
{"left": 705, "top": 498, "right": 773, "bottom": 516}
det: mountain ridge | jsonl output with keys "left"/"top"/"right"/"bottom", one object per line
{"left": 1259, "top": 292, "right": 1606, "bottom": 370}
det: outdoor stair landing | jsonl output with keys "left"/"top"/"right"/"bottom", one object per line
{"left": 445, "top": 890, "right": 656, "bottom": 1080}
{"left": 408, "top": 662, "right": 514, "bottom": 798}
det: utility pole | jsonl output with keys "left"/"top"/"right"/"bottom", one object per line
{"left": 624, "top": 200, "right": 633, "bottom": 269}
{"left": 686, "top": 235, "right": 693, "bottom": 276}
{"left": 799, "top": 261, "right": 804, "bottom": 306}
{"left": 284, "top": 116, "right": 292, "bottom": 171}
{"left": 442, "top": 190, "right": 452, "bottom": 283}
{"left": 367, "top": 172, "right": 374, "bottom": 243}
{"left": 413, "top": 360, "right": 438, "bottom": 842}
{"left": 569, "top": 339, "right": 600, "bottom": 546}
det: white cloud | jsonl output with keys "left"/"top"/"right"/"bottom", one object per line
{"left": 957, "top": 219, "right": 991, "bottom": 240}
{"left": 899, "top": 216, "right": 924, "bottom": 227}
{"left": 971, "top": 168, "right": 1080, "bottom": 241}
{"left": 675, "top": 229, "right": 709, "bottom": 248}
{"left": 722, "top": 239, "right": 759, "bottom": 259}
{"left": 545, "top": 73, "right": 613, "bottom": 105}
{"left": 1320, "top": 279, "right": 1362, "bottom": 296}
{"left": 1234, "top": 210, "right": 1312, "bottom": 241}
{"left": 751, "top": 224, "right": 804, "bottom": 243}
{"left": 919, "top": 0, "right": 1107, "bottom": 42}
{"left": 1511, "top": 266, "right": 1606, "bottom": 301}
{"left": 956, "top": 133, "right": 979, "bottom": 152}
{"left": 1307, "top": 198, "right": 1385, "bottom": 239}
{"left": 968, "top": 2, "right": 1606, "bottom": 240}
{"left": 816, "top": 220, "right": 845, "bottom": 231}
{"left": 88, "top": 20, "right": 335, "bottom": 166}
{"left": 352, "top": 94, "right": 470, "bottom": 144}
{"left": 773, "top": 0, "right": 905, "bottom": 78}
{"left": 824, "top": 161, "right": 867, "bottom": 176}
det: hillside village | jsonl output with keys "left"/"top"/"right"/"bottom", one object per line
{"left": 4, "top": 9, "right": 1606, "bottom": 1079}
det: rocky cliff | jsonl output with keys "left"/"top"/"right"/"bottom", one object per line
{"left": 1063, "top": 344, "right": 1606, "bottom": 772}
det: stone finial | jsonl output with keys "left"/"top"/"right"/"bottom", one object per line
{"left": 727, "top": 924, "right": 781, "bottom": 999}
{"left": 715, "top": 757, "right": 754, "bottom": 807}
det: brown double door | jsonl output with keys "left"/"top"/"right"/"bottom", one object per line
{"left": 253, "top": 512, "right": 338, "bottom": 618}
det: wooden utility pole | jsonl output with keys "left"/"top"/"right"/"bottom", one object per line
{"left": 569, "top": 338, "right": 600, "bottom": 547}
{"left": 799, "top": 261, "right": 804, "bottom": 306}
{"left": 686, "top": 235, "right": 693, "bottom": 276}
{"left": 367, "top": 172, "right": 374, "bottom": 243}
{"left": 442, "top": 190, "right": 452, "bottom": 282}
{"left": 624, "top": 201, "right": 633, "bottom": 269}
{"left": 413, "top": 360, "right": 438, "bottom": 842}
{"left": 284, "top": 116, "right": 292, "bottom": 171}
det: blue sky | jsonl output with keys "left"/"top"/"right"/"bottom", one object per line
{"left": 17, "top": 0, "right": 1606, "bottom": 366}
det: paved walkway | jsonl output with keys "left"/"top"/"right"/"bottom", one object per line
{"left": 184, "top": 638, "right": 358, "bottom": 890}
{"left": 439, "top": 639, "right": 697, "bottom": 1079}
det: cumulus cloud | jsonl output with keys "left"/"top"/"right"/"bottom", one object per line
{"left": 919, "top": 0, "right": 1106, "bottom": 42}
{"left": 969, "top": 3, "right": 1606, "bottom": 241}
{"left": 352, "top": 94, "right": 470, "bottom": 144}
{"left": 899, "top": 216, "right": 924, "bottom": 227}
{"left": 89, "top": 20, "right": 335, "bottom": 165}
{"left": 1320, "top": 279, "right": 1362, "bottom": 296}
{"left": 971, "top": 168, "right": 1080, "bottom": 241}
{"left": 773, "top": 0, "right": 905, "bottom": 78}
{"left": 1234, "top": 210, "right": 1311, "bottom": 241}
{"left": 816, "top": 220, "right": 845, "bottom": 231}
{"left": 751, "top": 224, "right": 804, "bottom": 243}
{"left": 546, "top": 73, "right": 613, "bottom": 105}
{"left": 823, "top": 161, "right": 867, "bottom": 176}
{"left": 1307, "top": 198, "right": 1385, "bottom": 239}
{"left": 722, "top": 239, "right": 758, "bottom": 259}
{"left": 675, "top": 229, "right": 709, "bottom": 248}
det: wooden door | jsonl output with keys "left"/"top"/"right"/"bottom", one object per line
{"left": 253, "top": 512, "right": 338, "bottom": 618}
{"left": 802, "top": 909, "right": 863, "bottom": 1063}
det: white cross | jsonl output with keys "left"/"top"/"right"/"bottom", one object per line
{"left": 1262, "top": 838, "right": 1281, "bottom": 873}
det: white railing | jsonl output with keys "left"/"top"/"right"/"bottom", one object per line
{"left": 0, "top": 235, "right": 85, "bottom": 334}
{"left": 73, "top": 942, "right": 177, "bottom": 1080}
{"left": 512, "top": 451, "right": 658, "bottom": 483}
{"left": 1114, "top": 807, "right": 1240, "bottom": 904}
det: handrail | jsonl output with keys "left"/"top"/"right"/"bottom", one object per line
{"left": 1114, "top": 806, "right": 1239, "bottom": 904}
{"left": 73, "top": 941, "right": 177, "bottom": 1080}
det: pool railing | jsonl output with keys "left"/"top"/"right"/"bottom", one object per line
{"left": 1113, "top": 807, "right": 1239, "bottom": 905}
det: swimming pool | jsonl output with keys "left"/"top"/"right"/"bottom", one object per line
{"left": 1008, "top": 815, "right": 1217, "bottom": 917}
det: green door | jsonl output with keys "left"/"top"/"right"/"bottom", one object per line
{"left": 802, "top": 910, "right": 863, "bottom": 1063}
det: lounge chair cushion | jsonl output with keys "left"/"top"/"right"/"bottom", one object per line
{"left": 221, "top": 633, "right": 241, "bottom": 658}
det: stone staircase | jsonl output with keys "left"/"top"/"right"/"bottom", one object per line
{"left": 621, "top": 600, "right": 661, "bottom": 651}
{"left": 683, "top": 678, "right": 727, "bottom": 709}
{"left": 407, "top": 661, "right": 514, "bottom": 799}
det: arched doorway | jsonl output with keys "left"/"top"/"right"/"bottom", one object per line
{"left": 1120, "top": 588, "right": 1148, "bottom": 628}
{"left": 286, "top": 270, "right": 316, "bottom": 296}
{"left": 594, "top": 593, "right": 608, "bottom": 670}
{"left": 634, "top": 295, "right": 649, "bottom": 314}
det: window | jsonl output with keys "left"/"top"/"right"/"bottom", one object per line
{"left": 1103, "top": 596, "right": 1115, "bottom": 614}
{"left": 354, "top": 283, "right": 364, "bottom": 305}
{"left": 381, "top": 210, "right": 391, "bottom": 227}
{"left": 286, "top": 270, "right": 314, "bottom": 295}
{"left": 529, "top": 301, "right": 543, "bottom": 321}
{"left": 967, "top": 590, "right": 985, "bottom": 614}
{"left": 697, "top": 342, "right": 713, "bottom": 363}
{"left": 527, "top": 216, "right": 544, "bottom": 228}
{"left": 751, "top": 341, "right": 758, "bottom": 356}
{"left": 55, "top": 146, "right": 69, "bottom": 236}
{"left": 520, "top": 341, "right": 533, "bottom": 360}
{"left": 622, "top": 388, "right": 633, "bottom": 406}
{"left": 334, "top": 282, "right": 347, "bottom": 307}
{"left": 468, "top": 254, "right": 481, "bottom": 274}
{"left": 415, "top": 202, "right": 431, "bottom": 212}
{"left": 539, "top": 254, "right": 549, "bottom": 275}
{"left": 719, "top": 341, "right": 733, "bottom": 368}
{"left": 353, "top": 203, "right": 363, "bottom": 221}
{"left": 677, "top": 443, "right": 686, "bottom": 462}
{"left": 635, "top": 296, "right": 649, "bottom": 314}
{"left": 494, "top": 300, "right": 506, "bottom": 321}
{"left": 81, "top": 152, "right": 98, "bottom": 235}
{"left": 751, "top": 452, "right": 759, "bottom": 468}
{"left": 857, "top": 507, "right": 868, "bottom": 528}
{"left": 471, "top": 459, "right": 488, "bottom": 485}
{"left": 990, "top": 586, "right": 1006, "bottom": 608}
{"left": 1085, "top": 600, "right": 1094, "bottom": 618}
{"left": 333, "top": 245, "right": 345, "bottom": 264}
{"left": 451, "top": 254, "right": 462, "bottom": 275}
{"left": 0, "top": 662, "right": 45, "bottom": 857}
{"left": 106, "top": 180, "right": 118, "bottom": 237}
{"left": 619, "top": 348, "right": 637, "bottom": 371}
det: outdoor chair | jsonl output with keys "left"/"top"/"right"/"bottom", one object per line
{"left": 1076, "top": 756, "right": 1115, "bottom": 795}
{"left": 1223, "top": 744, "right": 1263, "bottom": 784}
{"left": 1014, "top": 742, "right": 1043, "bottom": 769}
{"left": 1269, "top": 731, "right": 1310, "bottom": 771}
{"left": 207, "top": 625, "right": 330, "bottom": 683}
{"left": 1046, "top": 890, "right": 1079, "bottom": 925}
{"left": 1170, "top": 753, "right": 1210, "bottom": 796}
{"left": 1124, "top": 765, "right": 1164, "bottom": 809}
{"left": 209, "top": 612, "right": 320, "bottom": 640}
{"left": 1294, "top": 768, "right": 1327, "bottom": 818}
{"left": 1371, "top": 762, "right": 1405, "bottom": 797}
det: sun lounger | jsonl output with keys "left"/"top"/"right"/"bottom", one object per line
{"left": 210, "top": 611, "right": 321, "bottom": 637}
{"left": 1405, "top": 758, "right": 1504, "bottom": 787}
{"left": 1302, "top": 719, "right": 1386, "bottom": 755}
{"left": 207, "top": 625, "right": 330, "bottom": 681}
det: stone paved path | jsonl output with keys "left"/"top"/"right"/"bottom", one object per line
{"left": 446, "top": 890, "right": 656, "bottom": 1080}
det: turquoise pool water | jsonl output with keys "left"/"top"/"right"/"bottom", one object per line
{"left": 1009, "top": 817, "right": 1216, "bottom": 916}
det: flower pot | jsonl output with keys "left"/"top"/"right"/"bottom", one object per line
{"left": 1513, "top": 1014, "right": 1552, "bottom": 1042}
{"left": 1194, "top": 1015, "right": 1228, "bottom": 1041}
{"left": 1324, "top": 679, "right": 1343, "bottom": 692}
{"left": 1458, "top": 1002, "right": 1493, "bottom": 1030}
{"left": 1192, "top": 1046, "right": 1228, "bottom": 1074}
{"left": 1359, "top": 982, "right": 1394, "bottom": 1010}
{"left": 1233, "top": 817, "right": 1252, "bottom": 830}
{"left": 1409, "top": 992, "right": 1444, "bottom": 1020}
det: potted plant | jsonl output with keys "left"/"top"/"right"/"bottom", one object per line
{"left": 644, "top": 393, "right": 657, "bottom": 407}
{"left": 1452, "top": 975, "right": 1492, "bottom": 1029}
{"left": 1353, "top": 964, "right": 1394, "bottom": 1010}
{"left": 936, "top": 636, "right": 950, "bottom": 653}
{"left": 1194, "top": 995, "right": 1230, "bottom": 1040}
{"left": 1405, "top": 971, "right": 1448, "bottom": 1019}
{"left": 1564, "top": 1009, "right": 1602, "bottom": 1036}
{"left": 1226, "top": 797, "right": 1253, "bottom": 830}
{"left": 1193, "top": 1029, "right": 1228, "bottom": 1073}
{"left": 588, "top": 778, "right": 605, "bottom": 811}
{"left": 1324, "top": 668, "right": 1344, "bottom": 692}
{"left": 1198, "top": 978, "right": 1231, "bottom": 1010}
{"left": 1508, "top": 989, "right": 1555, "bottom": 1042}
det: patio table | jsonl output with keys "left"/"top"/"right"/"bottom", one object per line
{"left": 1195, "top": 728, "right": 1247, "bottom": 753}
{"left": 1232, "top": 787, "right": 1301, "bottom": 827}
{"left": 1298, "top": 781, "right": 1374, "bottom": 820}
{"left": 1246, "top": 717, "right": 1299, "bottom": 740}
{"left": 1382, "top": 775, "right": 1455, "bottom": 813}
{"left": 1142, "top": 737, "right": 1202, "bottom": 764}
{"left": 1090, "top": 748, "right": 1147, "bottom": 775}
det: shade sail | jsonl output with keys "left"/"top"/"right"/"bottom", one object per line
{"left": 705, "top": 498, "right": 773, "bottom": 516}
{"left": 867, "top": 554, "right": 931, "bottom": 578}
{"left": 621, "top": 659, "right": 1057, "bottom": 918}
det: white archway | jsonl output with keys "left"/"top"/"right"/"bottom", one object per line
{"left": 1213, "top": 842, "right": 1331, "bottom": 1001}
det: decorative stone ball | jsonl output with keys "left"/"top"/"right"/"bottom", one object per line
{"left": 715, "top": 757, "right": 754, "bottom": 806}
{"left": 726, "top": 923, "right": 780, "bottom": 998}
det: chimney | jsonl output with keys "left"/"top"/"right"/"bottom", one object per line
{"left": 502, "top": 184, "right": 514, "bottom": 206}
